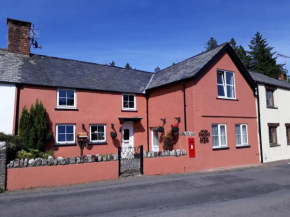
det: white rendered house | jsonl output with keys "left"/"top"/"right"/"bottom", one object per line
{"left": 251, "top": 71, "right": 290, "bottom": 162}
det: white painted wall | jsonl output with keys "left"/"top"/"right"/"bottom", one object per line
{"left": 259, "top": 84, "right": 290, "bottom": 162}
{"left": 0, "top": 83, "right": 16, "bottom": 134}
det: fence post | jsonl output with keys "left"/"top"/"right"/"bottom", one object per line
{"left": 118, "top": 147, "right": 121, "bottom": 177}
{"left": 140, "top": 145, "right": 144, "bottom": 175}
{"left": 0, "top": 141, "right": 7, "bottom": 192}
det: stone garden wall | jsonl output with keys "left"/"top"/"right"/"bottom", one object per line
{"left": 0, "top": 141, "right": 6, "bottom": 192}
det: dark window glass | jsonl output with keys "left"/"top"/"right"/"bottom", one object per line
{"left": 269, "top": 126, "right": 277, "bottom": 144}
{"left": 58, "top": 134, "right": 65, "bottom": 141}
{"left": 124, "top": 129, "right": 129, "bottom": 140}
{"left": 59, "top": 90, "right": 66, "bottom": 98}
{"left": 58, "top": 126, "right": 65, "bottom": 134}
{"left": 266, "top": 90, "right": 274, "bottom": 107}
{"left": 57, "top": 125, "right": 74, "bottom": 143}
{"left": 90, "top": 125, "right": 105, "bottom": 141}
{"left": 66, "top": 126, "right": 73, "bottom": 134}
{"left": 286, "top": 127, "right": 290, "bottom": 144}
{"left": 218, "top": 85, "right": 225, "bottom": 96}
{"left": 58, "top": 89, "right": 75, "bottom": 107}
{"left": 123, "top": 94, "right": 135, "bottom": 109}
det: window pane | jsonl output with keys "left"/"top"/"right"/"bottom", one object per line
{"left": 98, "top": 133, "right": 105, "bottom": 140}
{"left": 226, "top": 72, "right": 234, "bottom": 85}
{"left": 227, "top": 85, "right": 235, "bottom": 98}
{"left": 67, "top": 90, "right": 74, "bottom": 98}
{"left": 58, "top": 126, "right": 65, "bottom": 134}
{"left": 67, "top": 98, "right": 74, "bottom": 106}
{"left": 212, "top": 135, "right": 219, "bottom": 147}
{"left": 91, "top": 126, "right": 98, "bottom": 133}
{"left": 66, "top": 134, "right": 74, "bottom": 141}
{"left": 58, "top": 134, "right": 65, "bottom": 142}
{"left": 212, "top": 125, "right": 218, "bottom": 136}
{"left": 129, "top": 102, "right": 134, "bottom": 108}
{"left": 123, "top": 95, "right": 128, "bottom": 101}
{"left": 217, "top": 73, "right": 223, "bottom": 84}
{"left": 59, "top": 98, "right": 66, "bottom": 105}
{"left": 235, "top": 125, "right": 241, "bottom": 145}
{"left": 220, "top": 125, "right": 226, "bottom": 146}
{"left": 124, "top": 129, "right": 129, "bottom": 140}
{"left": 123, "top": 102, "right": 128, "bottom": 108}
{"left": 266, "top": 90, "right": 274, "bottom": 107}
{"left": 59, "top": 90, "right": 66, "bottom": 98}
{"left": 91, "top": 133, "right": 98, "bottom": 141}
{"left": 220, "top": 136, "right": 226, "bottom": 146}
{"left": 218, "top": 85, "right": 225, "bottom": 97}
{"left": 98, "top": 126, "right": 104, "bottom": 132}
{"left": 129, "top": 95, "right": 134, "bottom": 101}
{"left": 66, "top": 126, "right": 73, "bottom": 134}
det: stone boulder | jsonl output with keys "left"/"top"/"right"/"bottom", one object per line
{"left": 28, "top": 159, "right": 35, "bottom": 167}
{"left": 35, "top": 158, "right": 42, "bottom": 166}
{"left": 70, "top": 157, "right": 76, "bottom": 164}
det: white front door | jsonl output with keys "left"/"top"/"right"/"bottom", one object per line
{"left": 122, "top": 123, "right": 134, "bottom": 158}
{"left": 151, "top": 128, "right": 159, "bottom": 152}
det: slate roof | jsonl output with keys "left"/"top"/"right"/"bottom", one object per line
{"left": 0, "top": 49, "right": 153, "bottom": 94}
{"left": 147, "top": 43, "right": 228, "bottom": 89}
{"left": 249, "top": 71, "right": 290, "bottom": 90}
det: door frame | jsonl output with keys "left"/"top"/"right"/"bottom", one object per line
{"left": 121, "top": 122, "right": 134, "bottom": 148}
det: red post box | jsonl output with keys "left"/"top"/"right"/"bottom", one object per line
{"left": 188, "top": 138, "right": 195, "bottom": 158}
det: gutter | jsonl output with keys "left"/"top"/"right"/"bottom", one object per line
{"left": 14, "top": 84, "right": 21, "bottom": 135}
{"left": 255, "top": 83, "right": 264, "bottom": 163}
{"left": 181, "top": 82, "right": 187, "bottom": 131}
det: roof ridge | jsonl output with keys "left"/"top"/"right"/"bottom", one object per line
{"left": 155, "top": 42, "right": 228, "bottom": 74}
{"left": 29, "top": 53, "right": 153, "bottom": 74}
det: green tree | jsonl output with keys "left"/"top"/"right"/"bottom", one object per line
{"left": 205, "top": 37, "right": 218, "bottom": 51}
{"left": 19, "top": 106, "right": 30, "bottom": 146}
{"left": 229, "top": 38, "right": 238, "bottom": 52}
{"left": 236, "top": 45, "right": 251, "bottom": 69}
{"left": 19, "top": 99, "right": 47, "bottom": 151}
{"left": 109, "top": 61, "right": 115, "bottom": 67}
{"left": 125, "top": 63, "right": 132, "bottom": 69}
{"left": 248, "top": 32, "right": 282, "bottom": 78}
{"left": 155, "top": 66, "right": 161, "bottom": 72}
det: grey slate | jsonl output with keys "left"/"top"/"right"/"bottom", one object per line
{"left": 249, "top": 71, "right": 290, "bottom": 90}
{"left": 147, "top": 44, "right": 227, "bottom": 89}
{"left": 0, "top": 49, "right": 152, "bottom": 94}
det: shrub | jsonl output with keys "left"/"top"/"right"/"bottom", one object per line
{"left": 163, "top": 129, "right": 175, "bottom": 150}
{"left": 19, "top": 99, "right": 47, "bottom": 151}
{"left": 0, "top": 132, "right": 25, "bottom": 162}
{"left": 17, "top": 149, "right": 35, "bottom": 159}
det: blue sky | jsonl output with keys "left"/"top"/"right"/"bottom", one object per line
{"left": 1, "top": 0, "right": 290, "bottom": 72}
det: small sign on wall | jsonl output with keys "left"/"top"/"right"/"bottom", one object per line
{"left": 179, "top": 131, "right": 195, "bottom": 136}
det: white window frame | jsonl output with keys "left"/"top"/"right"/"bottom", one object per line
{"left": 212, "top": 124, "right": 227, "bottom": 148}
{"left": 57, "top": 89, "right": 77, "bottom": 109}
{"left": 151, "top": 128, "right": 159, "bottom": 152}
{"left": 56, "top": 124, "right": 76, "bottom": 145}
{"left": 217, "top": 70, "right": 236, "bottom": 99}
{"left": 235, "top": 124, "right": 249, "bottom": 146}
{"left": 90, "top": 124, "right": 106, "bottom": 143}
{"left": 122, "top": 93, "right": 136, "bottom": 111}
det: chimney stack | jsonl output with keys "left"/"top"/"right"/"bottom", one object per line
{"left": 7, "top": 18, "right": 31, "bottom": 56}
{"left": 279, "top": 72, "right": 285, "bottom": 80}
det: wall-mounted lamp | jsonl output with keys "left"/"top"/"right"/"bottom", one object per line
{"left": 175, "top": 117, "right": 181, "bottom": 123}
{"left": 160, "top": 118, "right": 166, "bottom": 125}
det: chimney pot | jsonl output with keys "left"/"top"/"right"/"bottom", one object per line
{"left": 7, "top": 18, "right": 31, "bottom": 56}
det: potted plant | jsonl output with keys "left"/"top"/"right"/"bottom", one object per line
{"left": 46, "top": 132, "right": 53, "bottom": 141}
{"left": 110, "top": 131, "right": 117, "bottom": 139}
{"left": 171, "top": 124, "right": 179, "bottom": 133}
{"left": 158, "top": 126, "right": 164, "bottom": 133}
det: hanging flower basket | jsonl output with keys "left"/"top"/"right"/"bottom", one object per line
{"left": 110, "top": 131, "right": 117, "bottom": 139}
{"left": 171, "top": 124, "right": 179, "bottom": 133}
{"left": 158, "top": 126, "right": 164, "bottom": 133}
{"left": 46, "top": 133, "right": 53, "bottom": 141}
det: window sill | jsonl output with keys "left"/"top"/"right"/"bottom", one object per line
{"left": 212, "top": 146, "right": 229, "bottom": 151}
{"left": 216, "top": 97, "right": 239, "bottom": 101}
{"left": 121, "top": 109, "right": 138, "bottom": 112}
{"left": 54, "top": 143, "right": 77, "bottom": 147}
{"left": 88, "top": 142, "right": 107, "bottom": 145}
{"left": 55, "top": 108, "right": 79, "bottom": 111}
{"left": 270, "top": 144, "right": 281, "bottom": 148}
{"left": 236, "top": 145, "right": 251, "bottom": 149}
{"left": 267, "top": 106, "right": 278, "bottom": 109}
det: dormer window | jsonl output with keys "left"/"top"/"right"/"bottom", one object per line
{"left": 122, "top": 94, "right": 136, "bottom": 111}
{"left": 57, "top": 89, "right": 76, "bottom": 109}
{"left": 217, "top": 70, "right": 236, "bottom": 99}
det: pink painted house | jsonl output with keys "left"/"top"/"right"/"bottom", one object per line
{"left": 0, "top": 18, "right": 260, "bottom": 171}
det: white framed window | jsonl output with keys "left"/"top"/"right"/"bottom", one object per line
{"left": 56, "top": 124, "right": 75, "bottom": 145}
{"left": 122, "top": 94, "right": 136, "bottom": 111}
{"left": 217, "top": 70, "right": 236, "bottom": 99}
{"left": 151, "top": 128, "right": 159, "bottom": 152}
{"left": 90, "top": 125, "right": 106, "bottom": 143}
{"left": 57, "top": 89, "right": 77, "bottom": 108}
{"left": 235, "top": 124, "right": 248, "bottom": 146}
{"left": 212, "top": 124, "right": 227, "bottom": 148}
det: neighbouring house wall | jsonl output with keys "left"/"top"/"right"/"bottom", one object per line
{"left": 148, "top": 51, "right": 260, "bottom": 170}
{"left": 258, "top": 84, "right": 290, "bottom": 162}
{"left": 6, "top": 161, "right": 118, "bottom": 191}
{"left": 18, "top": 86, "right": 148, "bottom": 157}
{"left": 0, "top": 83, "right": 16, "bottom": 134}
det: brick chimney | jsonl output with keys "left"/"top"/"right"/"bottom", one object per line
{"left": 7, "top": 18, "right": 31, "bottom": 55}
{"left": 279, "top": 72, "right": 285, "bottom": 80}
